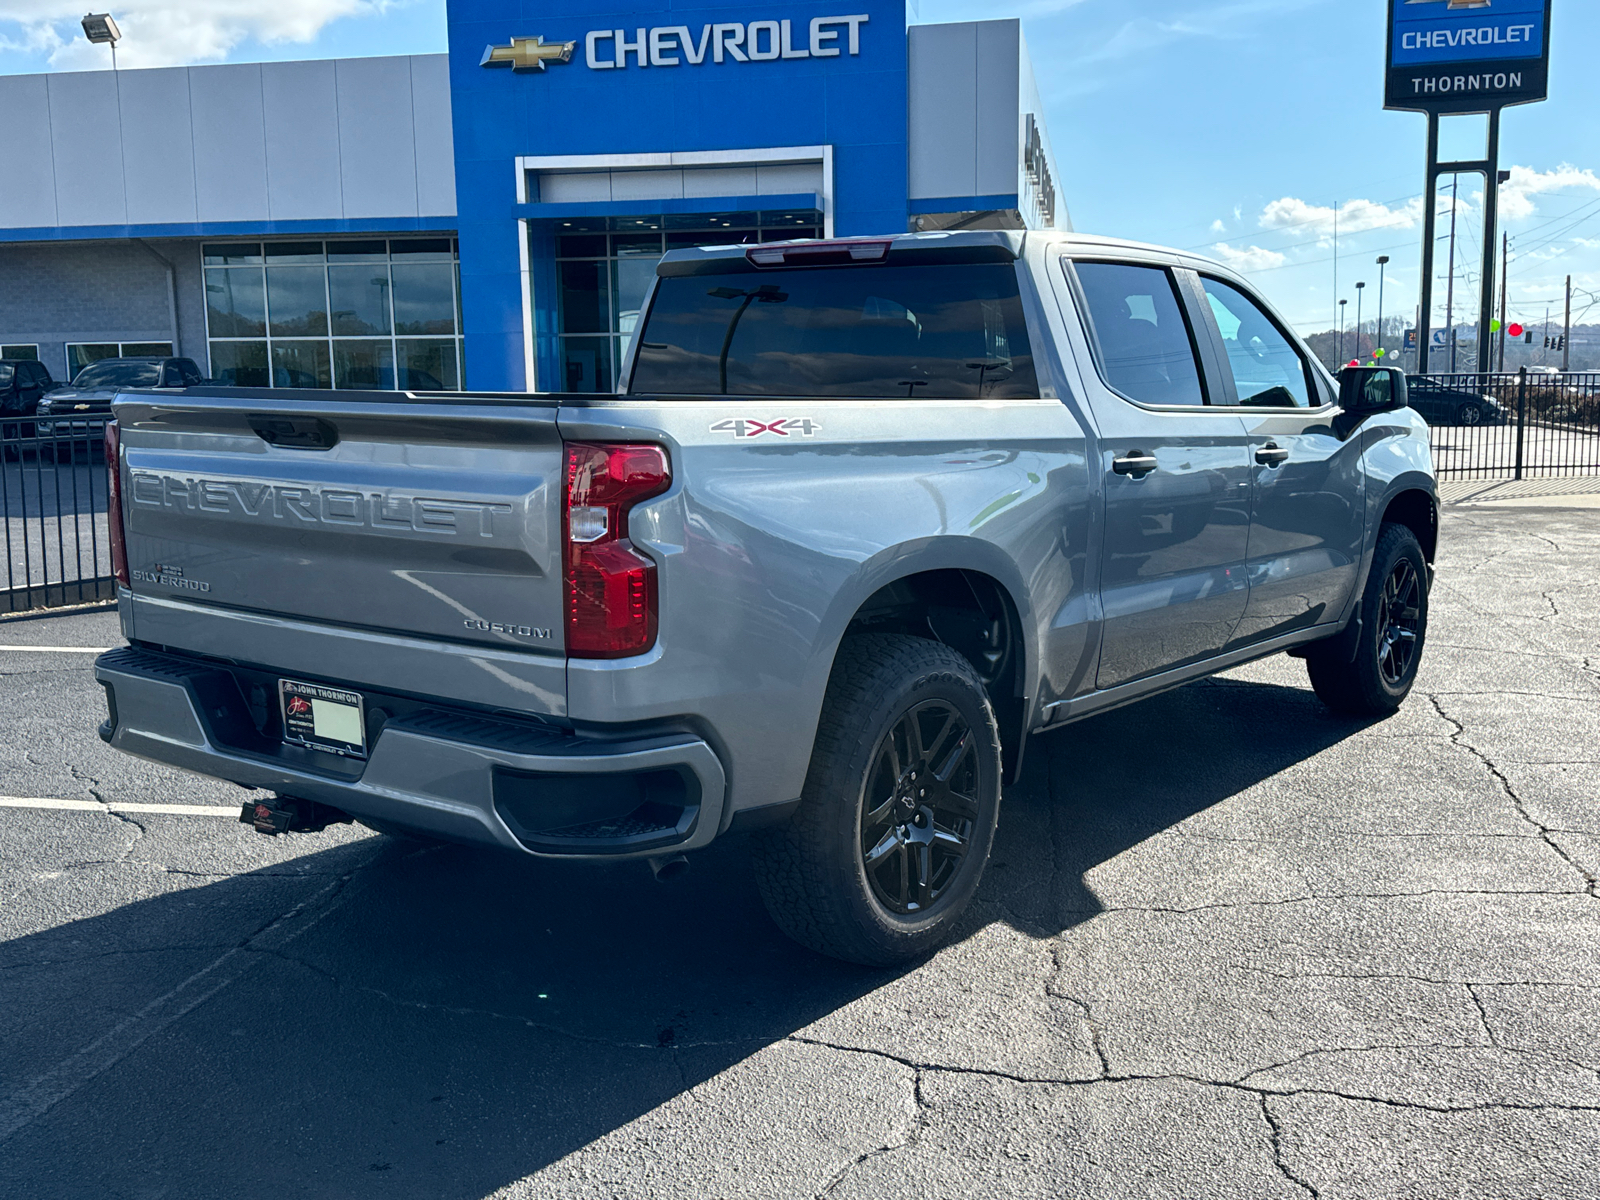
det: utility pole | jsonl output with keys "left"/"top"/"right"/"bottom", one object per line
{"left": 1339, "top": 299, "right": 1348, "bottom": 364}
{"left": 1376, "top": 256, "right": 1390, "bottom": 358}
{"left": 1497, "top": 233, "right": 1509, "bottom": 372}
{"left": 1445, "top": 176, "right": 1460, "bottom": 373}
{"left": 1563, "top": 275, "right": 1572, "bottom": 373}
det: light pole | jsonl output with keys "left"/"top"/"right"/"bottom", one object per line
{"left": 1338, "top": 299, "right": 1348, "bottom": 363}
{"left": 1375, "top": 256, "right": 1390, "bottom": 357}
{"left": 81, "top": 13, "right": 121, "bottom": 70}
{"left": 1355, "top": 281, "right": 1366, "bottom": 362}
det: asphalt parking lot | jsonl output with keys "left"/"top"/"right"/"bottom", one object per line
{"left": 2, "top": 502, "right": 1597, "bottom": 1199}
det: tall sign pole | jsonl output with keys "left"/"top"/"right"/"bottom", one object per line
{"left": 1387, "top": 0, "right": 1553, "bottom": 374}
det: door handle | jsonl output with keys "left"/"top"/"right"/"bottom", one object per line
{"left": 1112, "top": 451, "right": 1159, "bottom": 478}
{"left": 1255, "top": 443, "right": 1289, "bottom": 468}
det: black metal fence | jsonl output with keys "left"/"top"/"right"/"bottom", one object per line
{"left": 1418, "top": 370, "right": 1600, "bottom": 481}
{"left": 2, "top": 416, "right": 115, "bottom": 614}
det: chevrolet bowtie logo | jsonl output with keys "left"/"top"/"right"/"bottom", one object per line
{"left": 480, "top": 36, "right": 576, "bottom": 72}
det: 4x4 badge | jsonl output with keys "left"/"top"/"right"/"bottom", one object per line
{"left": 711, "top": 418, "right": 821, "bottom": 439}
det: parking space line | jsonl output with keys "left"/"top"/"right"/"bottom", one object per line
{"left": 0, "top": 796, "right": 239, "bottom": 817}
{"left": 0, "top": 646, "right": 110, "bottom": 654}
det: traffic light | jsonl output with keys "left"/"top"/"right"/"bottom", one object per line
{"left": 1544, "top": 335, "right": 1566, "bottom": 351}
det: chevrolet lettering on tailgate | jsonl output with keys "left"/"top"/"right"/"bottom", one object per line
{"left": 129, "top": 474, "right": 513, "bottom": 538}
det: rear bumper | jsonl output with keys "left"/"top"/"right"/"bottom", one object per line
{"left": 94, "top": 646, "right": 726, "bottom": 860}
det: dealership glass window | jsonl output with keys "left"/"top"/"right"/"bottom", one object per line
{"left": 210, "top": 341, "right": 269, "bottom": 388}
{"left": 65, "top": 341, "right": 175, "bottom": 380}
{"left": 551, "top": 210, "right": 823, "bottom": 392}
{"left": 271, "top": 341, "right": 332, "bottom": 389}
{"left": 203, "top": 239, "right": 463, "bottom": 391}
{"left": 1, "top": 344, "right": 39, "bottom": 361}
{"left": 332, "top": 340, "right": 394, "bottom": 391}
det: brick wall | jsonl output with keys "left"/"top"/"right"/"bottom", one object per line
{"left": 0, "top": 239, "right": 207, "bottom": 379}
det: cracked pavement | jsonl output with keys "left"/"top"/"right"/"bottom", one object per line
{"left": 2, "top": 505, "right": 1598, "bottom": 1198}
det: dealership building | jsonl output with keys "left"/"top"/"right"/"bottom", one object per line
{"left": 0, "top": 1, "right": 1065, "bottom": 393}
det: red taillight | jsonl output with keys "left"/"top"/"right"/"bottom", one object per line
{"left": 564, "top": 442, "right": 671, "bottom": 658}
{"left": 105, "top": 420, "right": 129, "bottom": 587}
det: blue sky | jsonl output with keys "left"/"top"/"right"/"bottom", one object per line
{"left": 3, "top": 0, "right": 1596, "bottom": 335}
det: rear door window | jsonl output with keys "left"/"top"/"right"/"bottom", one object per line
{"left": 629, "top": 263, "right": 1037, "bottom": 398}
{"left": 1070, "top": 261, "right": 1207, "bottom": 407}
{"left": 1200, "top": 277, "right": 1314, "bottom": 408}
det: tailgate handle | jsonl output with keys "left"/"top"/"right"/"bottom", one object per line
{"left": 249, "top": 415, "right": 339, "bottom": 450}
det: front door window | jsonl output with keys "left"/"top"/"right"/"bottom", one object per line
{"left": 1201, "top": 278, "right": 1314, "bottom": 408}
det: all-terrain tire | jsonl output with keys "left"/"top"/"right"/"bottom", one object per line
{"left": 751, "top": 634, "right": 1002, "bottom": 966}
{"left": 1306, "top": 522, "right": 1430, "bottom": 716}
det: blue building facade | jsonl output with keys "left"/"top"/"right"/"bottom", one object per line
{"left": 0, "top": 6, "right": 1062, "bottom": 393}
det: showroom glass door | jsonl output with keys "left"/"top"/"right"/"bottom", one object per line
{"left": 548, "top": 209, "right": 821, "bottom": 393}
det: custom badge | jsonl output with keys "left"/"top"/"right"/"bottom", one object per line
{"left": 480, "top": 36, "right": 577, "bottom": 72}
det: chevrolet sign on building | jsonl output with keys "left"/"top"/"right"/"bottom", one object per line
{"left": 1387, "top": 0, "right": 1553, "bottom": 112}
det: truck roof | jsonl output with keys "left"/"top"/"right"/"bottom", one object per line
{"left": 655, "top": 228, "right": 1236, "bottom": 278}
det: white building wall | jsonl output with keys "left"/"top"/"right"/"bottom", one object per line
{"left": 190, "top": 64, "right": 271, "bottom": 223}
{"left": 0, "top": 54, "right": 456, "bottom": 234}
{"left": 0, "top": 74, "right": 60, "bottom": 228}
{"left": 907, "top": 18, "right": 1067, "bottom": 230}
{"left": 411, "top": 56, "right": 458, "bottom": 218}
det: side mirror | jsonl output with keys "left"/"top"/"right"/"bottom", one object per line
{"left": 1338, "top": 365, "right": 1408, "bottom": 414}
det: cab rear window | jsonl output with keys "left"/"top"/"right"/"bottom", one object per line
{"left": 629, "top": 263, "right": 1038, "bottom": 399}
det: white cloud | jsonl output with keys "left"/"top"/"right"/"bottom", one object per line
{"left": 1211, "top": 242, "right": 1288, "bottom": 272}
{"left": 1499, "top": 164, "right": 1600, "bottom": 222}
{"left": 1210, "top": 218, "right": 1227, "bottom": 234}
{"left": 0, "top": 1, "right": 394, "bottom": 69}
{"left": 1258, "top": 196, "right": 1425, "bottom": 237}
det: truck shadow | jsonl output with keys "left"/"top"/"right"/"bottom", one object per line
{"left": 0, "top": 677, "right": 1371, "bottom": 1198}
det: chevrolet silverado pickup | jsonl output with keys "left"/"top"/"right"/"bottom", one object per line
{"left": 95, "top": 231, "right": 1437, "bottom": 964}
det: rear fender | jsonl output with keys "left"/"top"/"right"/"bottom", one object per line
{"left": 813, "top": 537, "right": 1041, "bottom": 731}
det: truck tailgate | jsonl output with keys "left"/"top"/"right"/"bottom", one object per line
{"left": 114, "top": 392, "right": 567, "bottom": 658}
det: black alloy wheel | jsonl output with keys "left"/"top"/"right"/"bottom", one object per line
{"left": 751, "top": 633, "right": 1003, "bottom": 965}
{"left": 1305, "top": 521, "right": 1430, "bottom": 717}
{"left": 859, "top": 699, "right": 979, "bottom": 915}
{"left": 1376, "top": 558, "right": 1422, "bottom": 687}
{"left": 1457, "top": 401, "right": 1482, "bottom": 426}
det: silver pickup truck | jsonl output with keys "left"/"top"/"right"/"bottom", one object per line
{"left": 95, "top": 231, "right": 1437, "bottom": 964}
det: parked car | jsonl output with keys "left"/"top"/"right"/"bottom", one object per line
{"left": 1405, "top": 376, "right": 1508, "bottom": 427}
{"left": 1, "top": 358, "right": 57, "bottom": 450}
{"left": 95, "top": 231, "right": 1439, "bottom": 965}
{"left": 35, "top": 357, "right": 205, "bottom": 459}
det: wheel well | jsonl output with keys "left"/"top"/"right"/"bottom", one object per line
{"left": 843, "top": 569, "right": 1028, "bottom": 782}
{"left": 1382, "top": 489, "right": 1438, "bottom": 563}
